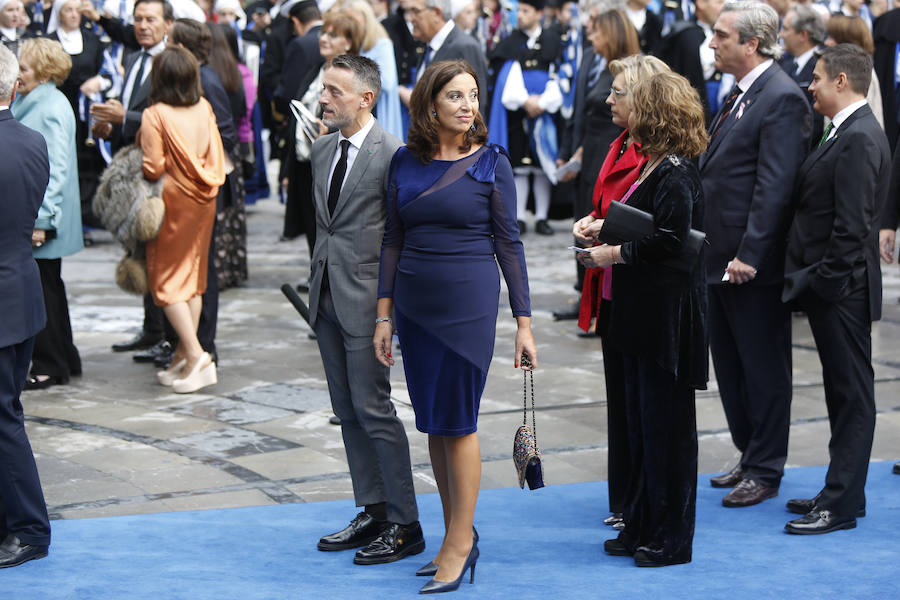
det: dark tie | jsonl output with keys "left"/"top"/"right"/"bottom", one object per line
{"left": 709, "top": 84, "right": 742, "bottom": 140}
{"left": 328, "top": 140, "right": 351, "bottom": 216}
{"left": 422, "top": 46, "right": 434, "bottom": 70}
{"left": 129, "top": 51, "right": 149, "bottom": 107}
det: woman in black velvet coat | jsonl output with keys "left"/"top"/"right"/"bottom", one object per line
{"left": 578, "top": 70, "right": 708, "bottom": 567}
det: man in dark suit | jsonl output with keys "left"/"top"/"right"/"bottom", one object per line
{"left": 90, "top": 0, "right": 174, "bottom": 355}
{"left": 701, "top": 1, "right": 811, "bottom": 507}
{"left": 377, "top": 0, "right": 424, "bottom": 91}
{"left": 872, "top": 7, "right": 900, "bottom": 151}
{"left": 0, "top": 44, "right": 51, "bottom": 569}
{"left": 399, "top": 0, "right": 488, "bottom": 112}
{"left": 276, "top": 0, "right": 323, "bottom": 247}
{"left": 782, "top": 44, "right": 890, "bottom": 534}
{"left": 309, "top": 55, "right": 423, "bottom": 564}
{"left": 882, "top": 138, "right": 900, "bottom": 477}
{"left": 778, "top": 5, "right": 825, "bottom": 147}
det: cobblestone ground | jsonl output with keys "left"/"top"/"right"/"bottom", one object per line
{"left": 24, "top": 197, "right": 900, "bottom": 520}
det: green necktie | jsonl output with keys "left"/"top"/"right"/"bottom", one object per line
{"left": 817, "top": 122, "right": 834, "bottom": 148}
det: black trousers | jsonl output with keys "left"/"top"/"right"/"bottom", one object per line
{"left": 0, "top": 336, "right": 51, "bottom": 545}
{"left": 708, "top": 283, "right": 792, "bottom": 487}
{"left": 598, "top": 300, "right": 630, "bottom": 514}
{"left": 618, "top": 354, "right": 696, "bottom": 564}
{"left": 31, "top": 258, "right": 81, "bottom": 379}
{"left": 802, "top": 281, "right": 875, "bottom": 516}
{"left": 284, "top": 159, "right": 316, "bottom": 256}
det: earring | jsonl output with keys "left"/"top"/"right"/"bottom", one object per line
{"left": 431, "top": 110, "right": 437, "bottom": 117}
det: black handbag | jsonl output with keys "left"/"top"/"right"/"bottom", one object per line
{"left": 513, "top": 357, "right": 545, "bottom": 490}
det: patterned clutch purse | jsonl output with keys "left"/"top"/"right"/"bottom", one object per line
{"left": 513, "top": 356, "right": 545, "bottom": 490}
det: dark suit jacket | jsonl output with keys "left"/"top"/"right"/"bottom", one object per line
{"left": 700, "top": 62, "right": 812, "bottom": 286}
{"left": 200, "top": 64, "right": 239, "bottom": 155}
{"left": 115, "top": 49, "right": 153, "bottom": 150}
{"left": 873, "top": 8, "right": 900, "bottom": 150}
{"left": 383, "top": 10, "right": 423, "bottom": 86}
{"left": 783, "top": 104, "right": 890, "bottom": 320}
{"left": 423, "top": 24, "right": 489, "bottom": 112}
{"left": 259, "top": 15, "right": 295, "bottom": 112}
{"left": 0, "top": 110, "right": 48, "bottom": 348}
{"left": 779, "top": 52, "right": 824, "bottom": 149}
{"left": 275, "top": 24, "right": 323, "bottom": 119}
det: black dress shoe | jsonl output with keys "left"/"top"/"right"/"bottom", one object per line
{"left": 112, "top": 330, "right": 162, "bottom": 353}
{"left": 710, "top": 464, "right": 743, "bottom": 488}
{"left": 318, "top": 512, "right": 385, "bottom": 551}
{"left": 603, "top": 513, "right": 623, "bottom": 526}
{"left": 785, "top": 510, "right": 856, "bottom": 535}
{"left": 517, "top": 220, "right": 526, "bottom": 234}
{"left": 603, "top": 538, "right": 632, "bottom": 556}
{"left": 551, "top": 306, "right": 579, "bottom": 321}
{"left": 329, "top": 415, "right": 341, "bottom": 425}
{"left": 535, "top": 219, "right": 554, "bottom": 235}
{"left": 633, "top": 550, "right": 688, "bottom": 567}
{"left": 354, "top": 521, "right": 426, "bottom": 565}
{"left": 23, "top": 375, "right": 68, "bottom": 391}
{"left": 722, "top": 478, "right": 778, "bottom": 507}
{"left": 786, "top": 497, "right": 866, "bottom": 518}
{"left": 894, "top": 462, "right": 900, "bottom": 475}
{"left": 133, "top": 340, "right": 172, "bottom": 364}
{"left": 0, "top": 535, "right": 48, "bottom": 569}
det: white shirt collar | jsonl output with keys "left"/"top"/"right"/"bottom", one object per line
{"left": 339, "top": 112, "right": 376, "bottom": 149}
{"left": 737, "top": 58, "right": 773, "bottom": 94}
{"left": 525, "top": 25, "right": 541, "bottom": 48}
{"left": 793, "top": 47, "right": 816, "bottom": 76}
{"left": 428, "top": 19, "right": 455, "bottom": 54}
{"left": 0, "top": 105, "right": 9, "bottom": 111}
{"left": 0, "top": 26, "right": 16, "bottom": 40}
{"left": 145, "top": 39, "right": 167, "bottom": 56}
{"left": 829, "top": 99, "right": 868, "bottom": 135}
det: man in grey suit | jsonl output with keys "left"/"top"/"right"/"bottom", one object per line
{"left": 308, "top": 54, "right": 424, "bottom": 565}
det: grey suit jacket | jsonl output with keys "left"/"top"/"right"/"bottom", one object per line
{"left": 308, "top": 118, "right": 403, "bottom": 337}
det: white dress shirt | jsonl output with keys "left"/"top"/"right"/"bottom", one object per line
{"left": 121, "top": 40, "right": 165, "bottom": 108}
{"left": 735, "top": 58, "right": 773, "bottom": 106}
{"left": 327, "top": 114, "right": 377, "bottom": 200}
{"left": 825, "top": 99, "right": 868, "bottom": 143}
{"left": 417, "top": 20, "right": 456, "bottom": 81}
{"left": 793, "top": 47, "right": 816, "bottom": 78}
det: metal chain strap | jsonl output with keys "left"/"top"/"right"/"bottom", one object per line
{"left": 521, "top": 356, "right": 536, "bottom": 444}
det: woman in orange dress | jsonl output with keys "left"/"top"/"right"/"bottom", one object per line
{"left": 137, "top": 46, "right": 225, "bottom": 394}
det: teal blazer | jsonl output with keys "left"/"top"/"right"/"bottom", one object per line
{"left": 11, "top": 82, "right": 84, "bottom": 259}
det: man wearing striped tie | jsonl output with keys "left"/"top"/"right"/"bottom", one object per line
{"left": 699, "top": 1, "right": 811, "bottom": 509}
{"left": 782, "top": 43, "right": 891, "bottom": 534}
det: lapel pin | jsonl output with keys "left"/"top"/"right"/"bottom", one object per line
{"left": 736, "top": 102, "right": 745, "bottom": 119}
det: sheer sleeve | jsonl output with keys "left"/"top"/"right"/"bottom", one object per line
{"left": 377, "top": 150, "right": 405, "bottom": 298}
{"left": 490, "top": 151, "right": 531, "bottom": 316}
{"left": 619, "top": 159, "right": 694, "bottom": 266}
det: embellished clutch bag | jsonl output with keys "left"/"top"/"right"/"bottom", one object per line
{"left": 513, "top": 356, "right": 545, "bottom": 490}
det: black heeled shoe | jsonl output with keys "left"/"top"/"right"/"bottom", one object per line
{"left": 416, "top": 527, "right": 479, "bottom": 577}
{"left": 23, "top": 375, "right": 68, "bottom": 391}
{"left": 418, "top": 540, "right": 478, "bottom": 594}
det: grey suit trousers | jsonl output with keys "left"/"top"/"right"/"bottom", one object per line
{"left": 314, "top": 288, "right": 418, "bottom": 525}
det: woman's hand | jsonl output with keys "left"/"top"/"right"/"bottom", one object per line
{"left": 514, "top": 317, "right": 537, "bottom": 371}
{"left": 577, "top": 244, "right": 618, "bottom": 269}
{"left": 31, "top": 229, "right": 46, "bottom": 247}
{"left": 80, "top": 76, "right": 103, "bottom": 96}
{"left": 880, "top": 229, "right": 895, "bottom": 263}
{"left": 572, "top": 215, "right": 597, "bottom": 243}
{"left": 581, "top": 218, "right": 605, "bottom": 241}
{"left": 373, "top": 321, "right": 394, "bottom": 368}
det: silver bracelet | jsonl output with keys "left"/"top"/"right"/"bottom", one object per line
{"left": 375, "top": 317, "right": 393, "bottom": 325}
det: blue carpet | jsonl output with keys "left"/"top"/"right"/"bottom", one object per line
{"left": 5, "top": 463, "right": 899, "bottom": 599}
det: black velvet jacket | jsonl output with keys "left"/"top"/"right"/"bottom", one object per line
{"left": 608, "top": 156, "right": 709, "bottom": 389}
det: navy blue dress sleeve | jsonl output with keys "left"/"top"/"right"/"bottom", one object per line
{"left": 377, "top": 149, "right": 405, "bottom": 299}
{"left": 488, "top": 151, "right": 531, "bottom": 317}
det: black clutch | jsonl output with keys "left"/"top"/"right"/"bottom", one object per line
{"left": 597, "top": 201, "right": 705, "bottom": 272}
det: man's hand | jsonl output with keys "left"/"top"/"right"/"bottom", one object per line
{"left": 91, "top": 99, "right": 125, "bottom": 125}
{"left": 80, "top": 75, "right": 103, "bottom": 96}
{"left": 880, "top": 229, "right": 896, "bottom": 263}
{"left": 398, "top": 85, "right": 412, "bottom": 107}
{"left": 92, "top": 121, "right": 113, "bottom": 139}
{"left": 79, "top": 0, "right": 101, "bottom": 21}
{"left": 523, "top": 95, "right": 543, "bottom": 118}
{"left": 725, "top": 257, "right": 757, "bottom": 284}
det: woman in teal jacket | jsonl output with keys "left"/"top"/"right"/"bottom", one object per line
{"left": 12, "top": 38, "right": 83, "bottom": 389}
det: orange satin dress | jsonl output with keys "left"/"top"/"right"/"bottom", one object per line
{"left": 139, "top": 100, "right": 225, "bottom": 306}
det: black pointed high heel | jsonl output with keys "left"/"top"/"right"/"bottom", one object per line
{"left": 418, "top": 540, "right": 478, "bottom": 594}
{"left": 415, "top": 527, "right": 479, "bottom": 577}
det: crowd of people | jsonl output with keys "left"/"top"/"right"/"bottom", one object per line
{"left": 0, "top": 0, "right": 899, "bottom": 592}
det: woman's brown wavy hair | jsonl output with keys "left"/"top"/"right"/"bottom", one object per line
{"left": 406, "top": 60, "right": 488, "bottom": 164}
{"left": 629, "top": 71, "right": 708, "bottom": 158}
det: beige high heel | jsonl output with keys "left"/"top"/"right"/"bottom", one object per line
{"left": 172, "top": 353, "right": 217, "bottom": 394}
{"left": 156, "top": 358, "right": 187, "bottom": 386}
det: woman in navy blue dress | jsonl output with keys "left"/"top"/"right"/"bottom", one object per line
{"left": 374, "top": 60, "right": 537, "bottom": 594}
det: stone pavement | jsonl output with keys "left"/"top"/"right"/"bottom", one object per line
{"left": 23, "top": 198, "right": 900, "bottom": 521}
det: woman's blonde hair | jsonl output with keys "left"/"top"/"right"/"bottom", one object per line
{"left": 19, "top": 38, "right": 72, "bottom": 86}
{"left": 342, "top": 0, "right": 389, "bottom": 53}
{"left": 629, "top": 71, "right": 708, "bottom": 158}
{"left": 608, "top": 55, "right": 670, "bottom": 106}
